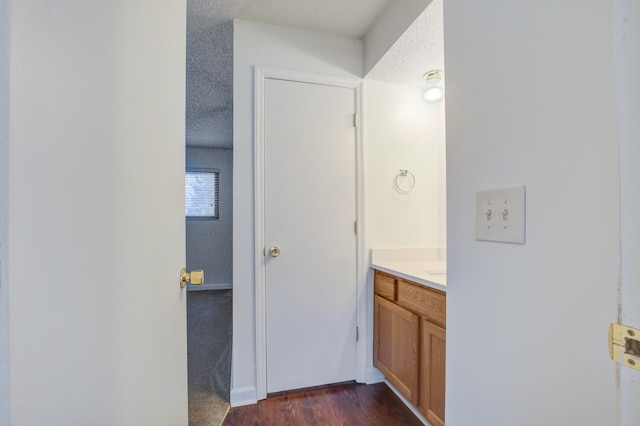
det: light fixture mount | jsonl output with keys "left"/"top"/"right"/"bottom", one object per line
{"left": 423, "top": 70, "right": 444, "bottom": 81}
{"left": 423, "top": 70, "right": 444, "bottom": 102}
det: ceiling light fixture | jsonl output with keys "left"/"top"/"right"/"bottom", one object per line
{"left": 423, "top": 70, "right": 444, "bottom": 102}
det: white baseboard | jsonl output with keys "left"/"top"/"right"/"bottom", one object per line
{"left": 186, "top": 283, "right": 232, "bottom": 291}
{"left": 385, "top": 380, "right": 430, "bottom": 426}
{"left": 365, "top": 366, "right": 385, "bottom": 384}
{"left": 230, "top": 386, "right": 257, "bottom": 407}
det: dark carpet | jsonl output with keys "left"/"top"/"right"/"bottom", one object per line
{"left": 187, "top": 290, "right": 232, "bottom": 426}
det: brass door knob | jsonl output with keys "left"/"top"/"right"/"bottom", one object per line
{"left": 180, "top": 267, "right": 205, "bottom": 289}
{"left": 269, "top": 246, "right": 281, "bottom": 257}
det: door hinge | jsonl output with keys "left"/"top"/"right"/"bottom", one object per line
{"left": 609, "top": 323, "right": 640, "bottom": 371}
{"left": 354, "top": 219, "right": 359, "bottom": 235}
{"left": 353, "top": 113, "right": 359, "bottom": 128}
{"left": 356, "top": 326, "right": 359, "bottom": 341}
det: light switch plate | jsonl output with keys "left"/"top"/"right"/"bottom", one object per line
{"left": 476, "top": 186, "right": 526, "bottom": 244}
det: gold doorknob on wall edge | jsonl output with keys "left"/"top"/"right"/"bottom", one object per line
{"left": 180, "top": 267, "right": 205, "bottom": 289}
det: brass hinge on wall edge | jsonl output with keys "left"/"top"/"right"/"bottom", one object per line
{"left": 609, "top": 323, "right": 640, "bottom": 371}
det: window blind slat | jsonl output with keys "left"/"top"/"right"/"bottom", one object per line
{"left": 185, "top": 172, "right": 219, "bottom": 218}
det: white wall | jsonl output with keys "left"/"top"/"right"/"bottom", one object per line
{"left": 617, "top": 0, "right": 640, "bottom": 423}
{"left": 232, "top": 19, "right": 363, "bottom": 405}
{"left": 444, "top": 1, "right": 619, "bottom": 424}
{"left": 0, "top": 0, "right": 9, "bottom": 424}
{"left": 437, "top": 104, "right": 446, "bottom": 250}
{"left": 362, "top": 79, "right": 446, "bottom": 378}
{"left": 7, "top": 1, "right": 187, "bottom": 424}
{"left": 186, "top": 147, "right": 233, "bottom": 289}
{"left": 363, "top": 80, "right": 444, "bottom": 249}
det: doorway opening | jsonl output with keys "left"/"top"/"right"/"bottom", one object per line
{"left": 184, "top": 1, "right": 234, "bottom": 424}
{"left": 185, "top": 148, "right": 233, "bottom": 424}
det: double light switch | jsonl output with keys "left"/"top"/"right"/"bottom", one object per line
{"left": 476, "top": 186, "right": 526, "bottom": 244}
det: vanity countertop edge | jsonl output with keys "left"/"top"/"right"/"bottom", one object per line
{"left": 371, "top": 261, "right": 446, "bottom": 293}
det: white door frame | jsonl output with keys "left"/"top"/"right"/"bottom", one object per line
{"left": 254, "top": 66, "right": 365, "bottom": 400}
{"left": 616, "top": 0, "right": 640, "bottom": 422}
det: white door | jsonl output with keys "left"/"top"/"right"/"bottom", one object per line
{"left": 617, "top": 1, "right": 640, "bottom": 423}
{"left": 264, "top": 78, "right": 358, "bottom": 393}
{"left": 5, "top": 2, "right": 188, "bottom": 424}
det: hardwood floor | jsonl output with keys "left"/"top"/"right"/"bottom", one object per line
{"left": 222, "top": 382, "right": 423, "bottom": 425}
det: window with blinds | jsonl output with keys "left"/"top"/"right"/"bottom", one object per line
{"left": 185, "top": 171, "right": 219, "bottom": 219}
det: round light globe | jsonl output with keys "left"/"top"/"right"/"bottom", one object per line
{"left": 424, "top": 86, "right": 443, "bottom": 102}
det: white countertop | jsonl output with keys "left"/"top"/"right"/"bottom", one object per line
{"left": 370, "top": 248, "right": 446, "bottom": 293}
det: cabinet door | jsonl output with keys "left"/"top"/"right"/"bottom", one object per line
{"left": 420, "top": 320, "right": 446, "bottom": 426}
{"left": 374, "top": 295, "right": 420, "bottom": 405}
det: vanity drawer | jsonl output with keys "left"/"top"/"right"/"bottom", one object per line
{"left": 374, "top": 271, "right": 397, "bottom": 301}
{"left": 397, "top": 280, "right": 446, "bottom": 327}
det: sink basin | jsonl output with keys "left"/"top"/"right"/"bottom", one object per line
{"left": 424, "top": 269, "right": 446, "bottom": 275}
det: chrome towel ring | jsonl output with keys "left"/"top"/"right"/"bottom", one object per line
{"left": 393, "top": 169, "right": 416, "bottom": 194}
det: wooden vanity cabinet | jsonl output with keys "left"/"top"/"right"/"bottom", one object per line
{"left": 374, "top": 295, "right": 420, "bottom": 405}
{"left": 373, "top": 270, "right": 446, "bottom": 425}
{"left": 422, "top": 319, "right": 446, "bottom": 426}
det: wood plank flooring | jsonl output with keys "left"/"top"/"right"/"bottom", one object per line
{"left": 222, "top": 382, "right": 423, "bottom": 425}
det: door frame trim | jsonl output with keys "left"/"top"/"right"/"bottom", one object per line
{"left": 254, "top": 66, "right": 365, "bottom": 399}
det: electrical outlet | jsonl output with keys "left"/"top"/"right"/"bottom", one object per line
{"left": 476, "top": 186, "right": 526, "bottom": 244}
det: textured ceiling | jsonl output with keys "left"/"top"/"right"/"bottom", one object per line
{"left": 186, "top": 1, "right": 247, "bottom": 148}
{"left": 236, "top": 0, "right": 392, "bottom": 39}
{"left": 366, "top": 0, "right": 444, "bottom": 87}
{"left": 186, "top": 0, "right": 440, "bottom": 149}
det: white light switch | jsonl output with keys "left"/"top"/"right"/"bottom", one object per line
{"left": 476, "top": 186, "right": 526, "bottom": 244}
